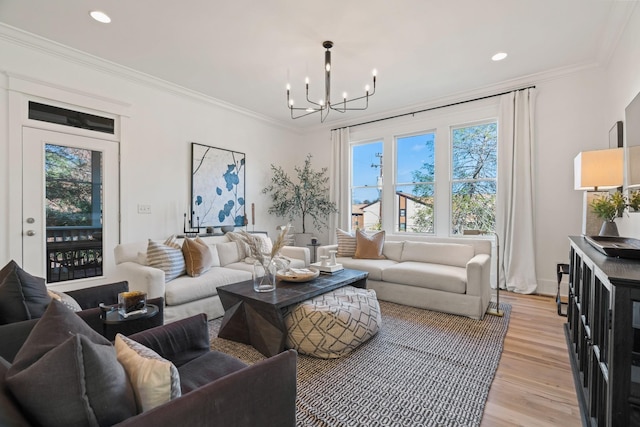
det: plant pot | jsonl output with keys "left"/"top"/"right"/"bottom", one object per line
{"left": 599, "top": 221, "right": 619, "bottom": 237}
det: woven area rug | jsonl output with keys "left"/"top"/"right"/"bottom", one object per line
{"left": 209, "top": 301, "right": 511, "bottom": 427}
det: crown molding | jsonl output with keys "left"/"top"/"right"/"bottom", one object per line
{"left": 0, "top": 23, "right": 299, "bottom": 133}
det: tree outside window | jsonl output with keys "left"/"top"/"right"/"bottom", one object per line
{"left": 450, "top": 122, "right": 497, "bottom": 234}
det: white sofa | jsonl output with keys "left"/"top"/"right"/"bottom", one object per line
{"left": 113, "top": 234, "right": 309, "bottom": 323}
{"left": 317, "top": 235, "right": 491, "bottom": 320}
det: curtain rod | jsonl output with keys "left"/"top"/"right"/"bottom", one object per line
{"left": 331, "top": 85, "right": 536, "bottom": 131}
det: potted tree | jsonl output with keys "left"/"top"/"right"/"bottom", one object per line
{"left": 590, "top": 191, "right": 627, "bottom": 236}
{"left": 262, "top": 154, "right": 338, "bottom": 246}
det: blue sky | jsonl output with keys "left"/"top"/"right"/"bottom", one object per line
{"left": 351, "top": 133, "right": 435, "bottom": 203}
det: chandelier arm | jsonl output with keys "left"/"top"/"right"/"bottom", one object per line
{"left": 289, "top": 107, "right": 323, "bottom": 120}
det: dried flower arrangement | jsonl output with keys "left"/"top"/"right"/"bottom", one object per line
{"left": 237, "top": 225, "right": 292, "bottom": 267}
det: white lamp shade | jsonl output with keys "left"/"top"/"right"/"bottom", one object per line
{"left": 574, "top": 148, "right": 623, "bottom": 190}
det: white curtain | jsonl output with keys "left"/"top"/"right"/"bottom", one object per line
{"left": 329, "top": 127, "right": 350, "bottom": 243}
{"left": 497, "top": 88, "right": 538, "bottom": 294}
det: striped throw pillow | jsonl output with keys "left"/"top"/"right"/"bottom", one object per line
{"left": 147, "top": 237, "right": 185, "bottom": 282}
{"left": 336, "top": 229, "right": 356, "bottom": 257}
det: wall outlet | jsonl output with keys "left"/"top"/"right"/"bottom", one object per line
{"left": 137, "top": 204, "right": 151, "bottom": 214}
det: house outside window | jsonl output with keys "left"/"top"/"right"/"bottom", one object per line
{"left": 396, "top": 132, "right": 435, "bottom": 233}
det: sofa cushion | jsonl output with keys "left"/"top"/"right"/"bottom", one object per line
{"left": 115, "top": 333, "right": 181, "bottom": 412}
{"left": 164, "top": 267, "right": 252, "bottom": 306}
{"left": 336, "top": 229, "right": 356, "bottom": 257}
{"left": 382, "top": 261, "right": 467, "bottom": 294}
{"left": 0, "top": 260, "right": 50, "bottom": 324}
{"left": 182, "top": 237, "right": 214, "bottom": 277}
{"left": 336, "top": 258, "right": 398, "bottom": 281}
{"left": 5, "top": 300, "right": 137, "bottom": 427}
{"left": 382, "top": 241, "right": 404, "bottom": 262}
{"left": 354, "top": 230, "right": 386, "bottom": 260}
{"left": 400, "top": 241, "right": 475, "bottom": 268}
{"left": 216, "top": 241, "right": 244, "bottom": 266}
{"left": 147, "top": 236, "right": 186, "bottom": 282}
{"left": 177, "top": 350, "right": 247, "bottom": 394}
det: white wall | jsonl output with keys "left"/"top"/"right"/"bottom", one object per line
{"left": 0, "top": 27, "right": 302, "bottom": 284}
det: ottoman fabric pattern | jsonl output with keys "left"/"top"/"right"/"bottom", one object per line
{"left": 284, "top": 286, "right": 381, "bottom": 359}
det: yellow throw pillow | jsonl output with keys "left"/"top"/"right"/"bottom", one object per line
{"left": 354, "top": 230, "right": 386, "bottom": 260}
{"left": 182, "top": 237, "right": 213, "bottom": 277}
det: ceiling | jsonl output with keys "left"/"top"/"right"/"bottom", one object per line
{"left": 0, "top": 0, "right": 635, "bottom": 130}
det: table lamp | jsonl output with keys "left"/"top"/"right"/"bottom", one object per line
{"left": 573, "top": 148, "right": 623, "bottom": 235}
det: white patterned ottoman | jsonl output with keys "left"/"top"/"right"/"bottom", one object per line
{"left": 284, "top": 286, "right": 382, "bottom": 359}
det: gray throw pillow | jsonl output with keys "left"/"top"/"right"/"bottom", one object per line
{"left": 0, "top": 260, "right": 50, "bottom": 324}
{"left": 5, "top": 300, "right": 137, "bottom": 427}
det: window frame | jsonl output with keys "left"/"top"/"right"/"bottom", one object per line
{"left": 347, "top": 98, "right": 499, "bottom": 237}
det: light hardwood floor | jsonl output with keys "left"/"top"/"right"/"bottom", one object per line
{"left": 481, "top": 293, "right": 582, "bottom": 427}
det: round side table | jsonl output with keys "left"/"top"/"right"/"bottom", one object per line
{"left": 101, "top": 303, "right": 159, "bottom": 339}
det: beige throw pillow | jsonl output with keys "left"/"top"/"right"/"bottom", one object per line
{"left": 182, "top": 237, "right": 213, "bottom": 277}
{"left": 354, "top": 230, "right": 386, "bottom": 259}
{"left": 336, "top": 229, "right": 356, "bottom": 257}
{"left": 115, "top": 334, "right": 181, "bottom": 413}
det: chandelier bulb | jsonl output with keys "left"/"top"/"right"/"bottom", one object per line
{"left": 326, "top": 63, "right": 331, "bottom": 72}
{"left": 286, "top": 83, "right": 290, "bottom": 91}
{"left": 365, "top": 85, "right": 370, "bottom": 92}
{"left": 305, "top": 77, "right": 309, "bottom": 84}
{"left": 342, "top": 92, "right": 347, "bottom": 100}
{"left": 289, "top": 99, "right": 294, "bottom": 106}
{"left": 372, "top": 69, "right": 377, "bottom": 77}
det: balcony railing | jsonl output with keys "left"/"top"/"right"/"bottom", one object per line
{"left": 46, "top": 226, "right": 102, "bottom": 283}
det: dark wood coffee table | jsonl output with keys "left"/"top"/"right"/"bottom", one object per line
{"left": 217, "top": 268, "right": 368, "bottom": 357}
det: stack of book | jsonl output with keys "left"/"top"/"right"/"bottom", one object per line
{"left": 310, "top": 262, "right": 344, "bottom": 274}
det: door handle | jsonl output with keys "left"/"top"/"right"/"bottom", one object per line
{"left": 26, "top": 230, "right": 36, "bottom": 236}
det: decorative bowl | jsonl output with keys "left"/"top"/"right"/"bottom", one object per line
{"left": 276, "top": 268, "right": 320, "bottom": 283}
{"left": 221, "top": 225, "right": 235, "bottom": 233}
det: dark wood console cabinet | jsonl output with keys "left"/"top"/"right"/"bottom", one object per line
{"left": 568, "top": 236, "right": 640, "bottom": 426}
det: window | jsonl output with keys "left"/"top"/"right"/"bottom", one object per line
{"left": 351, "top": 141, "right": 383, "bottom": 231}
{"left": 395, "top": 132, "right": 435, "bottom": 233}
{"left": 347, "top": 100, "right": 498, "bottom": 236}
{"left": 450, "top": 122, "right": 497, "bottom": 234}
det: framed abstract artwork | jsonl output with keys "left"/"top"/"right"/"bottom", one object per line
{"left": 191, "top": 143, "right": 246, "bottom": 227}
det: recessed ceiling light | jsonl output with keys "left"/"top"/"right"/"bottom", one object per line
{"left": 492, "top": 52, "right": 508, "bottom": 61}
{"left": 90, "top": 10, "right": 111, "bottom": 24}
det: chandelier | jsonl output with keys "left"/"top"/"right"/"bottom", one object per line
{"left": 286, "top": 41, "right": 377, "bottom": 122}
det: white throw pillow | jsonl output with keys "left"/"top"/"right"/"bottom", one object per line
{"left": 336, "top": 229, "right": 356, "bottom": 257}
{"left": 216, "top": 241, "right": 244, "bottom": 266}
{"left": 147, "top": 236, "right": 186, "bottom": 282}
{"left": 114, "top": 334, "right": 181, "bottom": 413}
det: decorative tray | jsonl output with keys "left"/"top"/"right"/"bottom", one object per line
{"left": 276, "top": 268, "right": 320, "bottom": 282}
{"left": 584, "top": 235, "right": 640, "bottom": 259}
